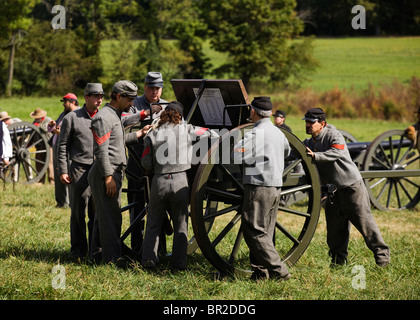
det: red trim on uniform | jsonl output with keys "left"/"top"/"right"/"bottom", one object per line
{"left": 141, "top": 145, "right": 150, "bottom": 158}
{"left": 140, "top": 110, "right": 146, "bottom": 121}
{"left": 331, "top": 144, "right": 345, "bottom": 150}
{"left": 196, "top": 127, "right": 209, "bottom": 136}
{"left": 87, "top": 109, "right": 98, "bottom": 118}
{"left": 92, "top": 129, "right": 111, "bottom": 146}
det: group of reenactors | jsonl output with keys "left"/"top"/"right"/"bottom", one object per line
{"left": 9, "top": 71, "right": 420, "bottom": 281}
{"left": 52, "top": 74, "right": 165, "bottom": 266}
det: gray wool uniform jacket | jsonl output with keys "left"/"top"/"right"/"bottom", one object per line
{"left": 141, "top": 122, "right": 219, "bottom": 174}
{"left": 232, "top": 118, "right": 290, "bottom": 187}
{"left": 125, "top": 94, "right": 168, "bottom": 171}
{"left": 130, "top": 94, "right": 167, "bottom": 120}
{"left": 58, "top": 106, "right": 94, "bottom": 175}
{"left": 58, "top": 104, "right": 142, "bottom": 176}
{"left": 91, "top": 104, "right": 140, "bottom": 177}
{"left": 303, "top": 127, "right": 362, "bottom": 189}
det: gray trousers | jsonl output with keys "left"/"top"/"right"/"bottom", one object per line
{"left": 126, "top": 170, "right": 146, "bottom": 254}
{"left": 53, "top": 145, "right": 69, "bottom": 207}
{"left": 325, "top": 179, "right": 390, "bottom": 265}
{"left": 142, "top": 172, "right": 190, "bottom": 269}
{"left": 88, "top": 163, "right": 123, "bottom": 263}
{"left": 241, "top": 185, "right": 290, "bottom": 278}
{"left": 69, "top": 162, "right": 95, "bottom": 258}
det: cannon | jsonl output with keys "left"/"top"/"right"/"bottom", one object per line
{"left": 348, "top": 130, "right": 420, "bottom": 211}
{"left": 122, "top": 79, "right": 420, "bottom": 276}
{"left": 122, "top": 79, "right": 323, "bottom": 276}
{"left": 121, "top": 79, "right": 419, "bottom": 276}
{"left": 4, "top": 121, "right": 51, "bottom": 184}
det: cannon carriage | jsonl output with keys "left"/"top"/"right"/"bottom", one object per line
{"left": 3, "top": 121, "right": 51, "bottom": 184}
{"left": 121, "top": 79, "right": 419, "bottom": 276}
{"left": 347, "top": 130, "right": 420, "bottom": 211}
{"left": 122, "top": 79, "right": 323, "bottom": 276}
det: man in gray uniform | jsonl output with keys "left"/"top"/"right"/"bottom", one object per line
{"left": 125, "top": 71, "right": 167, "bottom": 254}
{"left": 58, "top": 84, "right": 104, "bottom": 259}
{"left": 88, "top": 80, "right": 157, "bottom": 264}
{"left": 48, "top": 93, "right": 79, "bottom": 208}
{"left": 141, "top": 101, "right": 219, "bottom": 270}
{"left": 232, "top": 96, "right": 291, "bottom": 281}
{"left": 303, "top": 107, "right": 390, "bottom": 267}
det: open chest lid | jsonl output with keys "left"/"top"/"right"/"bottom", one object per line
{"left": 170, "top": 79, "right": 251, "bottom": 130}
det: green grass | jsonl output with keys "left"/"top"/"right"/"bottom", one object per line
{"left": 0, "top": 182, "right": 418, "bottom": 300}
{"left": 203, "top": 37, "right": 420, "bottom": 93}
{"left": 91, "top": 37, "right": 420, "bottom": 94}
{"left": 307, "top": 37, "right": 420, "bottom": 92}
{"left": 280, "top": 117, "right": 411, "bottom": 142}
{"left": 0, "top": 96, "right": 65, "bottom": 124}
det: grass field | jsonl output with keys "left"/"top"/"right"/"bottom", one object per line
{"left": 203, "top": 36, "right": 420, "bottom": 93}
{"left": 303, "top": 37, "right": 420, "bottom": 92}
{"left": 0, "top": 169, "right": 418, "bottom": 301}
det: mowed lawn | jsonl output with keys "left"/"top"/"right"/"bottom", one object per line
{"left": 203, "top": 36, "right": 420, "bottom": 93}
{"left": 306, "top": 37, "right": 420, "bottom": 92}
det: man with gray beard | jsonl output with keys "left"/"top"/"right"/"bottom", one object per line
{"left": 232, "top": 96, "right": 291, "bottom": 281}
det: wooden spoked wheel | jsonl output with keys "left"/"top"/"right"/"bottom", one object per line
{"left": 190, "top": 124, "right": 322, "bottom": 277}
{"left": 5, "top": 122, "right": 50, "bottom": 185}
{"left": 361, "top": 129, "right": 420, "bottom": 211}
{"left": 338, "top": 129, "right": 358, "bottom": 143}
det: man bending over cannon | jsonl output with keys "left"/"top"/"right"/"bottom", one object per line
{"left": 232, "top": 96, "right": 291, "bottom": 281}
{"left": 303, "top": 107, "right": 390, "bottom": 267}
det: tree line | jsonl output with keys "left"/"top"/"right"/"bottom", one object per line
{"left": 297, "top": 0, "right": 420, "bottom": 36}
{"left": 0, "top": 0, "right": 418, "bottom": 97}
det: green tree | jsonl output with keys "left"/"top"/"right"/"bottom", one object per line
{"left": 13, "top": 21, "right": 87, "bottom": 95}
{"left": 199, "top": 0, "right": 318, "bottom": 90}
{"left": 132, "top": 0, "right": 209, "bottom": 81}
{"left": 164, "top": 0, "right": 211, "bottom": 78}
{"left": 0, "top": 0, "right": 40, "bottom": 96}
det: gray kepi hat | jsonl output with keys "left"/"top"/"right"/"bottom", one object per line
{"left": 112, "top": 80, "right": 138, "bottom": 98}
{"left": 274, "top": 110, "right": 286, "bottom": 118}
{"left": 145, "top": 72, "right": 164, "bottom": 88}
{"left": 251, "top": 96, "right": 273, "bottom": 111}
{"left": 302, "top": 108, "right": 326, "bottom": 122}
{"left": 84, "top": 83, "right": 104, "bottom": 96}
